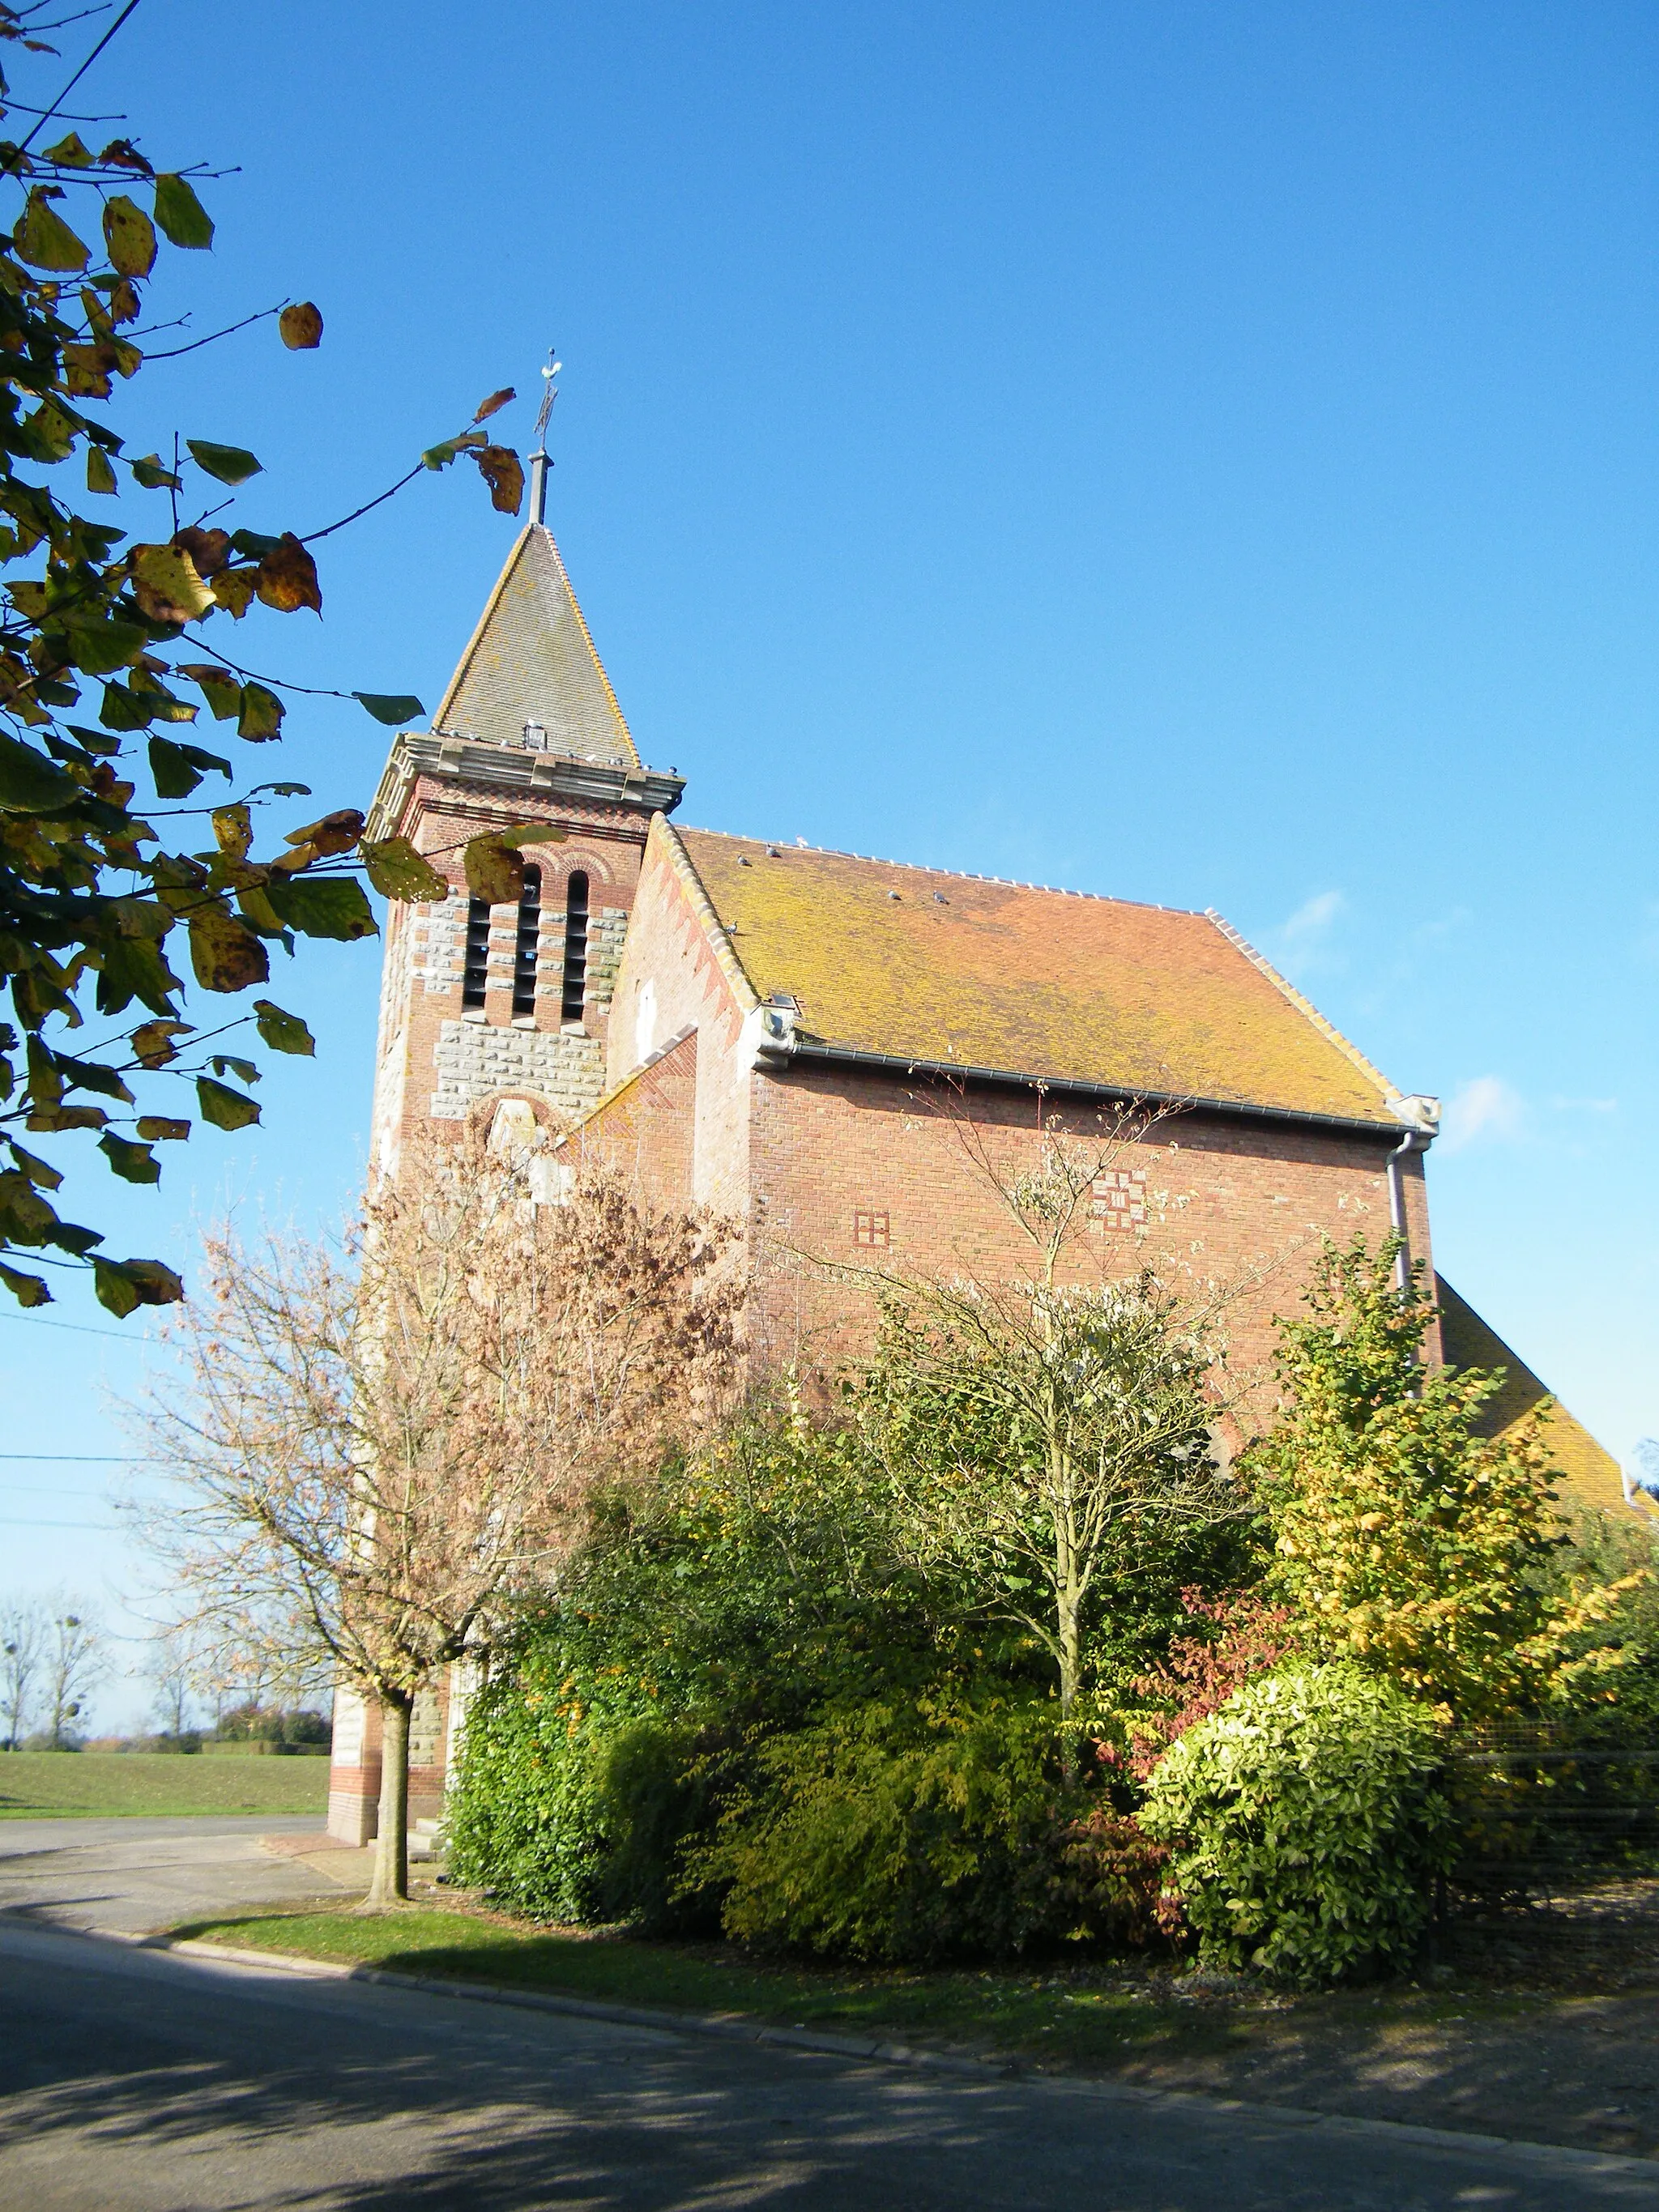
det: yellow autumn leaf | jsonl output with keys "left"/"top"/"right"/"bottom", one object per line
{"left": 131, "top": 543, "right": 215, "bottom": 625}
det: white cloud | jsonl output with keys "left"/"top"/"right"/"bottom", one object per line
{"left": 1439, "top": 1075, "right": 1526, "bottom": 1154}
{"left": 1269, "top": 890, "right": 1346, "bottom": 979}
{"left": 1281, "top": 889, "right": 1345, "bottom": 944}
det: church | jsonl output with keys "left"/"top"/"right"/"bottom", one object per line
{"left": 325, "top": 483, "right": 1628, "bottom": 1845}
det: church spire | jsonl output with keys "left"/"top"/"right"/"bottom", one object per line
{"left": 429, "top": 524, "right": 641, "bottom": 768}
{"left": 424, "top": 353, "right": 646, "bottom": 771}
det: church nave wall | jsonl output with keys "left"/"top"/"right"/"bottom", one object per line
{"left": 744, "top": 1065, "right": 1436, "bottom": 1421}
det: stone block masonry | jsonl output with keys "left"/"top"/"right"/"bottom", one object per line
{"left": 411, "top": 894, "right": 626, "bottom": 1011}
{"left": 413, "top": 891, "right": 468, "bottom": 995}
{"left": 431, "top": 1018, "right": 606, "bottom": 1122}
{"left": 583, "top": 906, "right": 628, "bottom": 1009}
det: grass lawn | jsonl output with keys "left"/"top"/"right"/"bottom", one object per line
{"left": 0, "top": 1750, "right": 330, "bottom": 1819}
{"left": 169, "top": 1900, "right": 1245, "bottom": 2070}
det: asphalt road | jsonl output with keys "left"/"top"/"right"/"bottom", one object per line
{"left": 2, "top": 1819, "right": 1658, "bottom": 2210}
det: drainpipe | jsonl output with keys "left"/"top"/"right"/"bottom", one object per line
{"left": 1387, "top": 1128, "right": 1427, "bottom": 1294}
{"left": 1384, "top": 1097, "right": 1442, "bottom": 1296}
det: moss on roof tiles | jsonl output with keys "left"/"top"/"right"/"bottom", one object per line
{"left": 678, "top": 829, "right": 1399, "bottom": 1124}
{"left": 1435, "top": 1275, "right": 1630, "bottom": 1519}
{"left": 433, "top": 526, "right": 639, "bottom": 767}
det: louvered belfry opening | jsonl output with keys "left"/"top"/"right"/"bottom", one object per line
{"left": 561, "top": 871, "right": 590, "bottom": 1024}
{"left": 461, "top": 897, "right": 491, "bottom": 1009}
{"left": 511, "top": 866, "right": 542, "bottom": 1016}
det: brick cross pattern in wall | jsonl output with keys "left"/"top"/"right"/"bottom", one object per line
{"left": 1091, "top": 1168, "right": 1147, "bottom": 1231}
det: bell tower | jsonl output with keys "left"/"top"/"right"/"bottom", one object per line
{"left": 332, "top": 424, "right": 683, "bottom": 1843}
{"left": 362, "top": 501, "right": 683, "bottom": 1173}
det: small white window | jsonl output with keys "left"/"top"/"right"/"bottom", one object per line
{"left": 634, "top": 978, "right": 658, "bottom": 1068}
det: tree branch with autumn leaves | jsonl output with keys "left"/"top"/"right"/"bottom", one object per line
{"left": 0, "top": 2, "right": 538, "bottom": 1312}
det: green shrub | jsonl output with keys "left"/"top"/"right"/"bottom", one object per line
{"left": 689, "top": 1698, "right": 1073, "bottom": 1963}
{"left": 1139, "top": 1660, "right": 1452, "bottom": 1984}
{"left": 595, "top": 1717, "right": 728, "bottom": 1932}
{"left": 448, "top": 1400, "right": 1020, "bottom": 1925}
{"left": 446, "top": 1609, "right": 659, "bottom": 1920}
{"left": 447, "top": 1396, "right": 1265, "bottom": 1948}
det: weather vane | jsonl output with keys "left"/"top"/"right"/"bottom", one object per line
{"left": 527, "top": 347, "right": 561, "bottom": 526}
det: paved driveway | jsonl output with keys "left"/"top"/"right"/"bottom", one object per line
{"left": 0, "top": 1813, "right": 337, "bottom": 1935}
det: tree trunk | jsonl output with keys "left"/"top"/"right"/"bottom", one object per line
{"left": 1048, "top": 1392, "right": 1081, "bottom": 1725}
{"left": 1058, "top": 1589, "right": 1081, "bottom": 1722}
{"left": 365, "top": 1690, "right": 412, "bottom": 1907}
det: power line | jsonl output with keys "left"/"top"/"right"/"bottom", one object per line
{"left": 0, "top": 1313, "right": 157, "bottom": 1344}
{"left": 0, "top": 1485, "right": 119, "bottom": 1497}
{"left": 14, "top": 0, "right": 144, "bottom": 159}
{"left": 0, "top": 1519, "right": 122, "bottom": 1531}
{"left": 0, "top": 1453, "right": 148, "bottom": 1462}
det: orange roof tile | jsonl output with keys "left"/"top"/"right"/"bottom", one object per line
{"left": 676, "top": 829, "right": 1404, "bottom": 1126}
{"left": 1435, "top": 1276, "right": 1632, "bottom": 1519}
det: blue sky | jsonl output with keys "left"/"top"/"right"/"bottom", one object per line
{"left": 3, "top": 1, "right": 1655, "bottom": 1728}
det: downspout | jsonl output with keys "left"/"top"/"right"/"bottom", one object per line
{"left": 1384, "top": 1096, "right": 1441, "bottom": 1296}
{"left": 1386, "top": 1128, "right": 1427, "bottom": 1294}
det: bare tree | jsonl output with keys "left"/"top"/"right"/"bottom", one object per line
{"left": 187, "top": 1637, "right": 331, "bottom": 1741}
{"left": 147, "top": 1629, "right": 201, "bottom": 1741}
{"left": 0, "top": 1598, "right": 42, "bottom": 1750}
{"left": 41, "top": 1602, "right": 103, "bottom": 1748}
{"left": 847, "top": 1100, "right": 1252, "bottom": 1725}
{"left": 131, "top": 1127, "right": 739, "bottom": 1906}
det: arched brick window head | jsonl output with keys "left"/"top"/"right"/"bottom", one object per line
{"left": 461, "top": 897, "right": 491, "bottom": 1010}
{"left": 561, "top": 871, "right": 590, "bottom": 1024}
{"left": 512, "top": 865, "right": 542, "bottom": 1017}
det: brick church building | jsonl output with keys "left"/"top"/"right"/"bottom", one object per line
{"left": 325, "top": 504, "right": 1627, "bottom": 1844}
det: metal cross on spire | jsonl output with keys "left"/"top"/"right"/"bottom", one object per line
{"left": 527, "top": 347, "right": 561, "bottom": 526}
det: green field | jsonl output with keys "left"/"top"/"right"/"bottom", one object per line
{"left": 0, "top": 1751, "right": 330, "bottom": 1819}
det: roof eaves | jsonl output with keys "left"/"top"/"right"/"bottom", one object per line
{"left": 1204, "top": 910, "right": 1401, "bottom": 1110}
{"left": 364, "top": 737, "right": 420, "bottom": 845}
{"left": 764, "top": 1036, "right": 1405, "bottom": 1138}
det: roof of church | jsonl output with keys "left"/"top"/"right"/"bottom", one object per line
{"left": 675, "top": 828, "right": 1407, "bottom": 1127}
{"left": 431, "top": 525, "right": 640, "bottom": 768}
{"left": 1435, "top": 1274, "right": 1636, "bottom": 1520}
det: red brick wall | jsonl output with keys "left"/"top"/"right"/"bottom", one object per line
{"left": 745, "top": 1066, "right": 1437, "bottom": 1425}
{"left": 326, "top": 1674, "right": 456, "bottom": 1845}
{"left": 603, "top": 820, "right": 753, "bottom": 1221}
{"left": 564, "top": 1027, "right": 699, "bottom": 1212}
{"left": 369, "top": 775, "right": 654, "bottom": 1174}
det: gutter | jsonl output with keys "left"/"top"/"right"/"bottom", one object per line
{"left": 750, "top": 1021, "right": 1438, "bottom": 1145}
